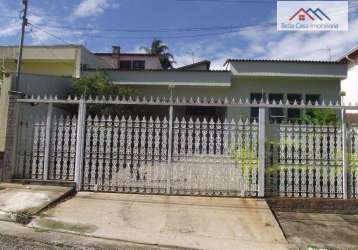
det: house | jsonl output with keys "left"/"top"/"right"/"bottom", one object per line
{"left": 84, "top": 58, "right": 347, "bottom": 122}
{"left": 0, "top": 45, "right": 110, "bottom": 78}
{"left": 0, "top": 45, "right": 112, "bottom": 153}
{"left": 338, "top": 46, "right": 358, "bottom": 123}
{"left": 94, "top": 46, "right": 162, "bottom": 70}
{"left": 176, "top": 60, "right": 211, "bottom": 71}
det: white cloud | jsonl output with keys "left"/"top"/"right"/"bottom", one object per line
{"left": 236, "top": 16, "right": 358, "bottom": 60}
{"left": 72, "top": 0, "right": 117, "bottom": 18}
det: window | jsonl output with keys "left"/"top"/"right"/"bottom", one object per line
{"left": 185, "top": 106, "right": 226, "bottom": 121}
{"left": 133, "top": 60, "right": 145, "bottom": 70}
{"left": 269, "top": 93, "right": 284, "bottom": 123}
{"left": 119, "top": 60, "right": 132, "bottom": 70}
{"left": 306, "top": 94, "right": 320, "bottom": 105}
{"left": 287, "top": 94, "right": 302, "bottom": 121}
{"left": 250, "top": 93, "right": 264, "bottom": 119}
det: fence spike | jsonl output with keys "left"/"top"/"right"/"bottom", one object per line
{"left": 181, "top": 96, "right": 186, "bottom": 104}
{"left": 252, "top": 118, "right": 257, "bottom": 125}
{"left": 135, "top": 116, "right": 140, "bottom": 123}
{"left": 231, "top": 98, "right": 236, "bottom": 105}
{"left": 174, "top": 96, "right": 180, "bottom": 104}
{"left": 180, "top": 116, "right": 186, "bottom": 123}
{"left": 245, "top": 98, "right": 250, "bottom": 104}
{"left": 244, "top": 117, "right": 250, "bottom": 125}
{"left": 217, "top": 98, "right": 223, "bottom": 105}
{"left": 230, "top": 118, "right": 236, "bottom": 126}
{"left": 121, "top": 115, "right": 126, "bottom": 122}
{"left": 114, "top": 115, "right": 120, "bottom": 122}
{"left": 194, "top": 97, "right": 200, "bottom": 104}
{"left": 149, "top": 96, "right": 154, "bottom": 103}
{"left": 141, "top": 96, "right": 147, "bottom": 103}
{"left": 224, "top": 98, "right": 229, "bottom": 104}
{"left": 328, "top": 100, "right": 333, "bottom": 106}
{"left": 321, "top": 100, "right": 326, "bottom": 106}
{"left": 154, "top": 116, "right": 160, "bottom": 123}
{"left": 188, "top": 97, "right": 194, "bottom": 104}
{"left": 209, "top": 97, "right": 215, "bottom": 104}
{"left": 238, "top": 118, "right": 243, "bottom": 125}
{"left": 293, "top": 99, "right": 298, "bottom": 106}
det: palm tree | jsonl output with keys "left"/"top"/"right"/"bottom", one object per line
{"left": 141, "top": 39, "right": 176, "bottom": 70}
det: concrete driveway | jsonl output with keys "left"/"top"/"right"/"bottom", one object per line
{"left": 0, "top": 183, "right": 74, "bottom": 222}
{"left": 30, "top": 193, "right": 291, "bottom": 250}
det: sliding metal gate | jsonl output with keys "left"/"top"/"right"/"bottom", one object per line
{"left": 81, "top": 115, "right": 258, "bottom": 196}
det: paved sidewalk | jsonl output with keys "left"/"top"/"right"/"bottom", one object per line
{"left": 276, "top": 211, "right": 358, "bottom": 250}
{"left": 30, "top": 193, "right": 291, "bottom": 250}
{"left": 0, "top": 183, "right": 74, "bottom": 222}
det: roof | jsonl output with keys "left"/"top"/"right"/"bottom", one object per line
{"left": 176, "top": 60, "right": 211, "bottom": 70}
{"left": 94, "top": 52, "right": 159, "bottom": 57}
{"left": 85, "top": 68, "right": 229, "bottom": 73}
{"left": 337, "top": 46, "right": 358, "bottom": 62}
{"left": 225, "top": 58, "right": 346, "bottom": 65}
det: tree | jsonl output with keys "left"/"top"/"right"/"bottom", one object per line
{"left": 0, "top": 63, "right": 6, "bottom": 81}
{"left": 70, "top": 71, "right": 138, "bottom": 115}
{"left": 141, "top": 39, "right": 176, "bottom": 70}
{"left": 302, "top": 109, "right": 339, "bottom": 125}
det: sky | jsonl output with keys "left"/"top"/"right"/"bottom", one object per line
{"left": 0, "top": 0, "right": 357, "bottom": 69}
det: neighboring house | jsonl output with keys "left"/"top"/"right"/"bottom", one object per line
{"left": 338, "top": 46, "right": 358, "bottom": 123}
{"left": 84, "top": 59, "right": 347, "bottom": 122}
{"left": 0, "top": 45, "right": 111, "bottom": 153}
{"left": 0, "top": 45, "right": 110, "bottom": 78}
{"left": 95, "top": 46, "right": 162, "bottom": 70}
{"left": 176, "top": 60, "right": 211, "bottom": 71}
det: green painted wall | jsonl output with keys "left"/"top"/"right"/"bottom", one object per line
{"left": 121, "top": 76, "right": 341, "bottom": 119}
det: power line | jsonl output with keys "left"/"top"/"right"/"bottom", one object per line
{"left": 31, "top": 22, "right": 276, "bottom": 33}
{"left": 29, "top": 22, "right": 275, "bottom": 41}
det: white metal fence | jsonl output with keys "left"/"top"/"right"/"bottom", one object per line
{"left": 266, "top": 123, "right": 344, "bottom": 198}
{"left": 81, "top": 115, "right": 258, "bottom": 196}
{"left": 11, "top": 95, "right": 358, "bottom": 199}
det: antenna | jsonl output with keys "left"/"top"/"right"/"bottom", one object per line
{"left": 186, "top": 50, "right": 195, "bottom": 64}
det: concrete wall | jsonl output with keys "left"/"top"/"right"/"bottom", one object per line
{"left": 4, "top": 61, "right": 76, "bottom": 77}
{"left": 1, "top": 46, "right": 112, "bottom": 78}
{"left": 341, "top": 56, "right": 358, "bottom": 114}
{"left": 80, "top": 48, "right": 112, "bottom": 75}
{"left": 119, "top": 55, "right": 162, "bottom": 70}
{"left": 0, "top": 74, "right": 73, "bottom": 152}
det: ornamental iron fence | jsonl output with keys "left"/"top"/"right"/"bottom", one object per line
{"left": 10, "top": 95, "right": 358, "bottom": 198}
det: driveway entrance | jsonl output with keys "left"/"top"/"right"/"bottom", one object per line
{"left": 30, "top": 193, "right": 290, "bottom": 250}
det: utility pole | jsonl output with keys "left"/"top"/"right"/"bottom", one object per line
{"left": 14, "top": 0, "right": 28, "bottom": 92}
